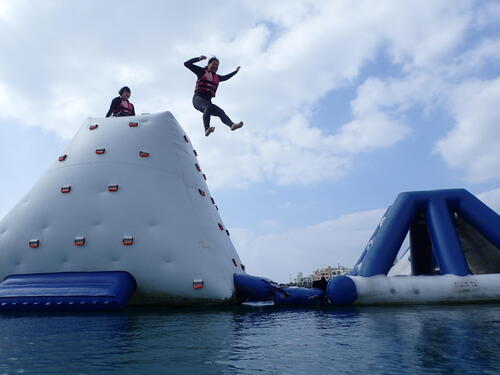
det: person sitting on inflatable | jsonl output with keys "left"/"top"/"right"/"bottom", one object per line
{"left": 184, "top": 55, "right": 243, "bottom": 136}
{"left": 106, "top": 86, "right": 135, "bottom": 117}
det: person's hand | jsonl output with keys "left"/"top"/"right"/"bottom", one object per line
{"left": 199, "top": 55, "right": 207, "bottom": 61}
{"left": 236, "top": 66, "right": 241, "bottom": 72}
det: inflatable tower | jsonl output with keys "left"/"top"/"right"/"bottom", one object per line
{"left": 0, "top": 112, "right": 246, "bottom": 305}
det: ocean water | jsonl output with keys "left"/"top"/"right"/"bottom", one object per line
{"left": 0, "top": 303, "right": 499, "bottom": 375}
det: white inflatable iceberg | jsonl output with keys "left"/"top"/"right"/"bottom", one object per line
{"left": 0, "top": 112, "right": 246, "bottom": 306}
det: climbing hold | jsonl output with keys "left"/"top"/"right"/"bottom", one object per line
{"left": 28, "top": 239, "right": 40, "bottom": 248}
{"left": 60, "top": 185, "right": 71, "bottom": 194}
{"left": 74, "top": 236, "right": 85, "bottom": 246}
{"left": 122, "top": 236, "right": 134, "bottom": 246}
{"left": 193, "top": 279, "right": 204, "bottom": 289}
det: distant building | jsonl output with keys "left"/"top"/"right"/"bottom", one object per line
{"left": 293, "top": 265, "right": 351, "bottom": 288}
{"left": 313, "top": 265, "right": 351, "bottom": 280}
{"left": 294, "top": 272, "right": 314, "bottom": 287}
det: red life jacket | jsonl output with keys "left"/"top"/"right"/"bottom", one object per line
{"left": 195, "top": 69, "right": 220, "bottom": 97}
{"left": 113, "top": 99, "right": 134, "bottom": 116}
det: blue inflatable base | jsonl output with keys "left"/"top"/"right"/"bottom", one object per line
{"left": 274, "top": 287, "right": 325, "bottom": 306}
{"left": 234, "top": 274, "right": 277, "bottom": 301}
{"left": 0, "top": 271, "right": 137, "bottom": 312}
{"left": 326, "top": 275, "right": 357, "bottom": 305}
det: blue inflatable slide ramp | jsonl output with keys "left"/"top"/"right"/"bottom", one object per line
{"left": 0, "top": 271, "right": 136, "bottom": 312}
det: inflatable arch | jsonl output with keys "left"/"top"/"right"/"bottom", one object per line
{"left": 267, "top": 189, "right": 500, "bottom": 306}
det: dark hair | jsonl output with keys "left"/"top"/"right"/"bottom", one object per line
{"left": 208, "top": 57, "right": 219, "bottom": 65}
{"left": 119, "top": 86, "right": 131, "bottom": 96}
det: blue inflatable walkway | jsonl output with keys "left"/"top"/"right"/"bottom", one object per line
{"left": 0, "top": 271, "right": 136, "bottom": 312}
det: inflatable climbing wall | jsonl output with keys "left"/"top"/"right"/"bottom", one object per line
{"left": 0, "top": 112, "right": 246, "bottom": 305}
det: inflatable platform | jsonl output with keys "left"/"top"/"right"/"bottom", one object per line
{"left": 0, "top": 271, "right": 136, "bottom": 311}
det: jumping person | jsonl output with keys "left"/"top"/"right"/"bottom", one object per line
{"left": 106, "top": 86, "right": 135, "bottom": 117}
{"left": 184, "top": 56, "right": 243, "bottom": 136}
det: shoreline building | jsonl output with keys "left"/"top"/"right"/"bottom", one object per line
{"left": 294, "top": 265, "right": 352, "bottom": 287}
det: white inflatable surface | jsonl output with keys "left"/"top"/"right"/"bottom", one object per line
{"left": 0, "top": 112, "right": 246, "bottom": 305}
{"left": 350, "top": 274, "right": 500, "bottom": 304}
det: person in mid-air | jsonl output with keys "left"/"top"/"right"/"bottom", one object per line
{"left": 184, "top": 55, "right": 243, "bottom": 136}
{"left": 106, "top": 86, "right": 135, "bottom": 117}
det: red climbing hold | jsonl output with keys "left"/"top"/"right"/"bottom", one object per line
{"left": 61, "top": 185, "right": 71, "bottom": 193}
{"left": 123, "top": 236, "right": 134, "bottom": 246}
{"left": 74, "top": 237, "right": 85, "bottom": 246}
{"left": 29, "top": 239, "right": 39, "bottom": 248}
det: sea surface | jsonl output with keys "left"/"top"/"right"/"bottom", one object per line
{"left": 0, "top": 303, "right": 499, "bottom": 375}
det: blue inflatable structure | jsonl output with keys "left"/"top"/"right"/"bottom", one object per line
{"left": 351, "top": 188, "right": 499, "bottom": 277}
{"left": 324, "top": 188, "right": 500, "bottom": 305}
{"left": 235, "top": 189, "right": 500, "bottom": 306}
{"left": 0, "top": 271, "right": 136, "bottom": 312}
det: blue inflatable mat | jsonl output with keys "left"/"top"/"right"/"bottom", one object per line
{"left": 0, "top": 271, "right": 136, "bottom": 312}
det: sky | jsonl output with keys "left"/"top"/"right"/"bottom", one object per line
{"left": 0, "top": 0, "right": 499, "bottom": 283}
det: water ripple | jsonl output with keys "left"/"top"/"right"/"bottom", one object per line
{"left": 0, "top": 304, "right": 499, "bottom": 374}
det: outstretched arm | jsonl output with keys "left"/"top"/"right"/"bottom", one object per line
{"left": 184, "top": 56, "right": 206, "bottom": 76}
{"left": 219, "top": 66, "right": 241, "bottom": 82}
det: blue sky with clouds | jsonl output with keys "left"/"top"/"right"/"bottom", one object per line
{"left": 0, "top": 0, "right": 499, "bottom": 282}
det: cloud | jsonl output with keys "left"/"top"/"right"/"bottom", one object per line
{"left": 333, "top": 113, "right": 411, "bottom": 154}
{"left": 0, "top": 0, "right": 498, "bottom": 189}
{"left": 477, "top": 188, "right": 500, "bottom": 212}
{"left": 473, "top": 1, "right": 500, "bottom": 29}
{"left": 381, "top": 1, "right": 470, "bottom": 69}
{"left": 450, "top": 37, "right": 500, "bottom": 75}
{"left": 232, "top": 208, "right": 385, "bottom": 283}
{"left": 435, "top": 78, "right": 500, "bottom": 182}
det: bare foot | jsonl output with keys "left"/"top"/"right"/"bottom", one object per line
{"left": 205, "top": 127, "right": 215, "bottom": 136}
{"left": 231, "top": 121, "right": 244, "bottom": 131}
